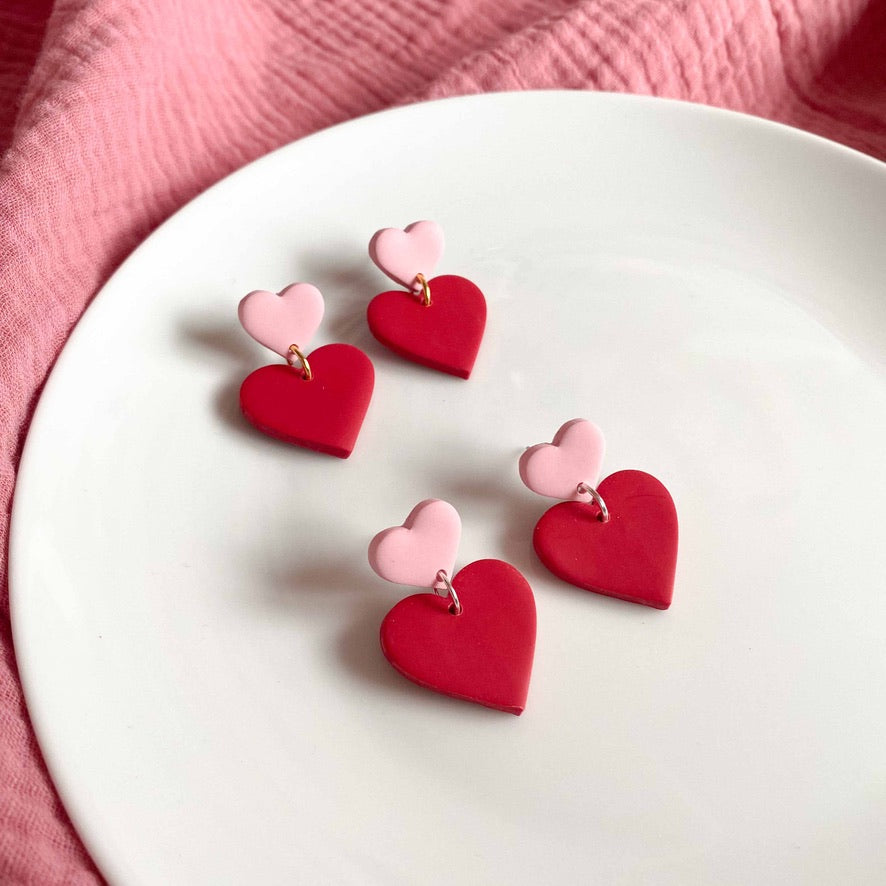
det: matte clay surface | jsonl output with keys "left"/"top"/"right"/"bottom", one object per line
{"left": 380, "top": 559, "right": 536, "bottom": 715}
{"left": 534, "top": 469, "right": 678, "bottom": 609}
{"left": 369, "top": 221, "right": 444, "bottom": 291}
{"left": 520, "top": 419, "right": 606, "bottom": 500}
{"left": 238, "top": 283, "right": 324, "bottom": 358}
{"left": 369, "top": 499, "right": 461, "bottom": 588}
{"left": 239, "top": 343, "right": 374, "bottom": 458}
{"left": 367, "top": 274, "right": 486, "bottom": 378}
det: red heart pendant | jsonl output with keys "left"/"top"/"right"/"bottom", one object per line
{"left": 239, "top": 343, "right": 374, "bottom": 458}
{"left": 533, "top": 470, "right": 678, "bottom": 609}
{"left": 366, "top": 274, "right": 486, "bottom": 379}
{"left": 380, "top": 559, "right": 536, "bottom": 714}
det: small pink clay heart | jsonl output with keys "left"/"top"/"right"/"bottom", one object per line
{"left": 238, "top": 283, "right": 324, "bottom": 358}
{"left": 369, "top": 499, "right": 461, "bottom": 588}
{"left": 519, "top": 419, "right": 606, "bottom": 500}
{"left": 369, "top": 220, "right": 444, "bottom": 292}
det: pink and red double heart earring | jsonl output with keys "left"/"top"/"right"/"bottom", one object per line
{"left": 369, "top": 499, "right": 536, "bottom": 715}
{"left": 238, "top": 283, "right": 374, "bottom": 458}
{"left": 366, "top": 220, "right": 487, "bottom": 379}
{"left": 520, "top": 419, "right": 679, "bottom": 609}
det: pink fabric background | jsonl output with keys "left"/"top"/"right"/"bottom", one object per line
{"left": 1, "top": 0, "right": 884, "bottom": 882}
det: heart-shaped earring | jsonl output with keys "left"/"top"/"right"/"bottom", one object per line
{"left": 520, "top": 419, "right": 679, "bottom": 609}
{"left": 238, "top": 283, "right": 374, "bottom": 458}
{"left": 369, "top": 499, "right": 536, "bottom": 715}
{"left": 366, "top": 220, "right": 486, "bottom": 379}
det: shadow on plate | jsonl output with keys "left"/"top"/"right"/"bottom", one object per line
{"left": 179, "top": 314, "right": 254, "bottom": 362}
{"left": 294, "top": 246, "right": 379, "bottom": 343}
{"left": 426, "top": 449, "right": 550, "bottom": 582}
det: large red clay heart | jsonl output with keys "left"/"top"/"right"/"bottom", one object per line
{"left": 380, "top": 559, "right": 536, "bottom": 715}
{"left": 533, "top": 469, "right": 678, "bottom": 609}
{"left": 239, "top": 343, "right": 374, "bottom": 458}
{"left": 366, "top": 274, "right": 486, "bottom": 379}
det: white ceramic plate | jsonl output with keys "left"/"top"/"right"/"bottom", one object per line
{"left": 11, "top": 92, "right": 886, "bottom": 885}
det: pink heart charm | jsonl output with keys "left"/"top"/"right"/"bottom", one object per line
{"left": 238, "top": 283, "right": 324, "bottom": 358}
{"left": 369, "top": 499, "right": 461, "bottom": 588}
{"left": 519, "top": 419, "right": 606, "bottom": 500}
{"left": 369, "top": 220, "right": 444, "bottom": 291}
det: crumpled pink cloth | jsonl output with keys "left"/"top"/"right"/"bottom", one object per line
{"left": 1, "top": 0, "right": 884, "bottom": 882}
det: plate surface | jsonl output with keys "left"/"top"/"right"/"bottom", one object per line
{"left": 11, "top": 92, "right": 886, "bottom": 885}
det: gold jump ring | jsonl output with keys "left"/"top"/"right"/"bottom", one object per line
{"left": 415, "top": 272, "right": 432, "bottom": 307}
{"left": 287, "top": 344, "right": 313, "bottom": 380}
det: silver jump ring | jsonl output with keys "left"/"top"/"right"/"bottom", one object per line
{"left": 433, "top": 569, "right": 462, "bottom": 615}
{"left": 577, "top": 482, "right": 610, "bottom": 523}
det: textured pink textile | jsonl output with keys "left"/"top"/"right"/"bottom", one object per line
{"left": 1, "top": 0, "right": 885, "bottom": 881}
